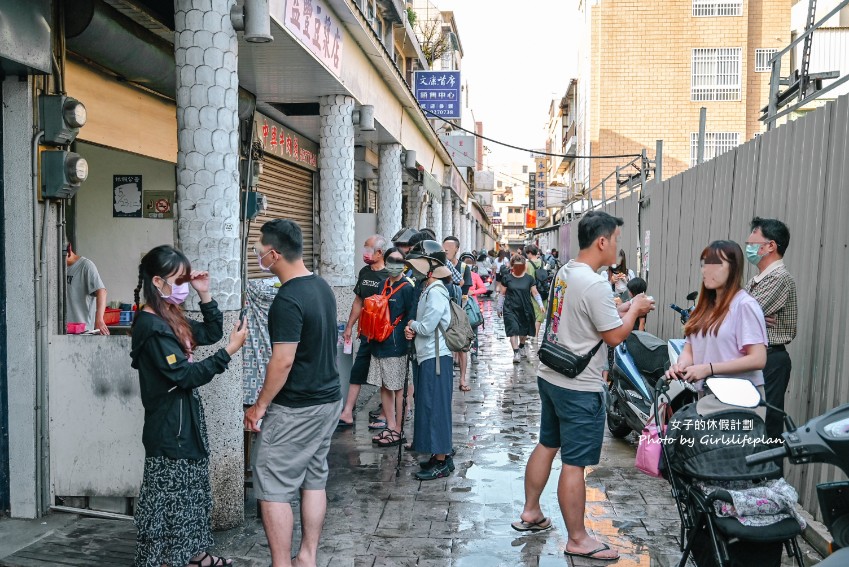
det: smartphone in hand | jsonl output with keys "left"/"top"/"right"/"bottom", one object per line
{"left": 238, "top": 307, "right": 248, "bottom": 330}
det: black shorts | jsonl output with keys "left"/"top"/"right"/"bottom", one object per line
{"left": 349, "top": 338, "right": 372, "bottom": 385}
{"left": 537, "top": 377, "right": 606, "bottom": 466}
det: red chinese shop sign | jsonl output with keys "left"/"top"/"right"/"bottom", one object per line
{"left": 256, "top": 116, "right": 319, "bottom": 172}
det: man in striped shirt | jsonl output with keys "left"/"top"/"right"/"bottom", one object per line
{"left": 745, "top": 217, "right": 798, "bottom": 442}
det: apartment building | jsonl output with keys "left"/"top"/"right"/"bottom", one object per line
{"left": 572, "top": 0, "right": 791, "bottom": 197}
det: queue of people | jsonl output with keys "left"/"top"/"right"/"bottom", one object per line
{"left": 127, "top": 207, "right": 796, "bottom": 566}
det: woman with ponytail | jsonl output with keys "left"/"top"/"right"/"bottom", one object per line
{"left": 665, "top": 240, "right": 768, "bottom": 417}
{"left": 130, "top": 245, "right": 247, "bottom": 567}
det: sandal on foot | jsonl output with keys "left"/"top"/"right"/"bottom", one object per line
{"left": 459, "top": 383, "right": 471, "bottom": 392}
{"left": 368, "top": 404, "right": 382, "bottom": 420}
{"left": 372, "top": 429, "right": 392, "bottom": 443}
{"left": 511, "top": 517, "right": 552, "bottom": 532}
{"left": 376, "top": 429, "right": 405, "bottom": 447}
{"left": 563, "top": 542, "right": 619, "bottom": 561}
{"left": 189, "top": 552, "right": 233, "bottom": 566}
{"left": 367, "top": 418, "right": 387, "bottom": 430}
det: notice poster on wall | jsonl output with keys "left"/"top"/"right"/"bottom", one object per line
{"left": 113, "top": 175, "right": 142, "bottom": 218}
{"left": 144, "top": 190, "right": 174, "bottom": 219}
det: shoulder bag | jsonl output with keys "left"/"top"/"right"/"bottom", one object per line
{"left": 537, "top": 273, "right": 603, "bottom": 378}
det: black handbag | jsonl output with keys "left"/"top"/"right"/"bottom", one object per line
{"left": 537, "top": 274, "right": 604, "bottom": 378}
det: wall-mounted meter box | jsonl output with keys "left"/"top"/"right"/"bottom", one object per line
{"left": 242, "top": 191, "right": 268, "bottom": 220}
{"left": 42, "top": 150, "right": 88, "bottom": 199}
{"left": 39, "top": 95, "right": 87, "bottom": 146}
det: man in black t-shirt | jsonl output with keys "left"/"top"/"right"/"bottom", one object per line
{"left": 339, "top": 234, "right": 389, "bottom": 426}
{"left": 244, "top": 219, "right": 341, "bottom": 567}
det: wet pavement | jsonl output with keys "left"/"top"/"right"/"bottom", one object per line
{"left": 0, "top": 297, "right": 822, "bottom": 566}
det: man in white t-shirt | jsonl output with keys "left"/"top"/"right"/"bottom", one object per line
{"left": 511, "top": 211, "right": 655, "bottom": 561}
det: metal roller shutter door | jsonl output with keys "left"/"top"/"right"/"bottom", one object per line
{"left": 247, "top": 157, "right": 314, "bottom": 278}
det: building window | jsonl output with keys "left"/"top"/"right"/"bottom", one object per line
{"left": 691, "top": 48, "right": 742, "bottom": 101}
{"left": 692, "top": 0, "right": 743, "bottom": 17}
{"left": 690, "top": 132, "right": 740, "bottom": 166}
{"left": 522, "top": 165, "right": 528, "bottom": 174}
{"left": 755, "top": 48, "right": 778, "bottom": 72}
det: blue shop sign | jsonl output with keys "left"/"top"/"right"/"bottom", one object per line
{"left": 414, "top": 71, "right": 461, "bottom": 119}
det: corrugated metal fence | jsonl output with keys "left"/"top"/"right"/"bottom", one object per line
{"left": 560, "top": 94, "right": 849, "bottom": 517}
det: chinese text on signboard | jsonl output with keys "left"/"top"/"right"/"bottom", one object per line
{"left": 414, "top": 71, "right": 461, "bottom": 119}
{"left": 439, "top": 134, "right": 475, "bottom": 168}
{"left": 281, "top": 0, "right": 343, "bottom": 77}
{"left": 535, "top": 157, "right": 547, "bottom": 219}
{"left": 257, "top": 116, "right": 319, "bottom": 171}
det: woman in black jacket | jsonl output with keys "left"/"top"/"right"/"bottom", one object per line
{"left": 130, "top": 245, "right": 247, "bottom": 567}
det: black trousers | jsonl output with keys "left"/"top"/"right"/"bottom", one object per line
{"left": 763, "top": 347, "right": 792, "bottom": 441}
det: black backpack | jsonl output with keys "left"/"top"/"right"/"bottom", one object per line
{"left": 532, "top": 260, "right": 551, "bottom": 298}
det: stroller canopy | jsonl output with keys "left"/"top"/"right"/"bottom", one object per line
{"left": 664, "top": 402, "right": 781, "bottom": 481}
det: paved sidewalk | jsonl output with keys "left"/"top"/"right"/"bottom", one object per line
{"left": 0, "top": 297, "right": 822, "bottom": 566}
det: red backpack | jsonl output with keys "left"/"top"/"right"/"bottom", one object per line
{"left": 359, "top": 279, "right": 409, "bottom": 342}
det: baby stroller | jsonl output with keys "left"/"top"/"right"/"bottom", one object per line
{"left": 658, "top": 394, "right": 806, "bottom": 567}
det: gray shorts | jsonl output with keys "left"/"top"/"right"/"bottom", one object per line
{"left": 252, "top": 399, "right": 342, "bottom": 503}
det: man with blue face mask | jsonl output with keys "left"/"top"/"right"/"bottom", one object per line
{"left": 744, "top": 217, "right": 797, "bottom": 445}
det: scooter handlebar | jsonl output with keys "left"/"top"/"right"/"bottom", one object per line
{"left": 745, "top": 447, "right": 787, "bottom": 466}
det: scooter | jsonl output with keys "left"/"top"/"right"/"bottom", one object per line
{"left": 708, "top": 379, "right": 849, "bottom": 566}
{"left": 606, "top": 292, "right": 699, "bottom": 438}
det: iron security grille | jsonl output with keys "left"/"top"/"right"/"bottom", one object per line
{"left": 692, "top": 48, "right": 742, "bottom": 101}
{"left": 690, "top": 132, "right": 741, "bottom": 166}
{"left": 693, "top": 0, "right": 743, "bottom": 16}
{"left": 755, "top": 48, "right": 778, "bottom": 72}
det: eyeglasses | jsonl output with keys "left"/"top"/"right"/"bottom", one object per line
{"left": 746, "top": 241, "right": 771, "bottom": 247}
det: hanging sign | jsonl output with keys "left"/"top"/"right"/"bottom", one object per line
{"left": 415, "top": 71, "right": 461, "bottom": 119}
{"left": 535, "top": 157, "right": 547, "bottom": 219}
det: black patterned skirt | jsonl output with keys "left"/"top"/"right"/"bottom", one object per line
{"left": 134, "top": 393, "right": 213, "bottom": 567}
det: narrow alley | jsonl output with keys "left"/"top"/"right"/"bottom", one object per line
{"left": 0, "top": 299, "right": 820, "bottom": 566}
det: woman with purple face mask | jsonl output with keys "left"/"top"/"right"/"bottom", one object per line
{"left": 130, "top": 245, "right": 247, "bottom": 567}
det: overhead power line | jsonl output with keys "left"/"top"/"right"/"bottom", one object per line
{"left": 422, "top": 108, "right": 643, "bottom": 160}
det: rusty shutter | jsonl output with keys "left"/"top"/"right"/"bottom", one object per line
{"left": 247, "top": 156, "right": 315, "bottom": 278}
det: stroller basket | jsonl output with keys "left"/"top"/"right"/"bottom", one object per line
{"left": 663, "top": 403, "right": 781, "bottom": 482}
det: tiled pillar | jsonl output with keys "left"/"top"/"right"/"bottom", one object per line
{"left": 442, "top": 188, "right": 453, "bottom": 240}
{"left": 318, "top": 95, "right": 356, "bottom": 315}
{"left": 427, "top": 194, "right": 443, "bottom": 243}
{"left": 174, "top": 0, "right": 243, "bottom": 529}
{"left": 377, "top": 143, "right": 402, "bottom": 241}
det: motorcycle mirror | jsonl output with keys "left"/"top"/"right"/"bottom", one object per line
{"left": 705, "top": 377, "right": 761, "bottom": 408}
{"left": 686, "top": 291, "right": 699, "bottom": 302}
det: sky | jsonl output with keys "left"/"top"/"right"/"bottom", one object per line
{"left": 439, "top": 0, "right": 582, "bottom": 171}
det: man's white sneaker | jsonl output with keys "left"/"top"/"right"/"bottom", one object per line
{"left": 512, "top": 351, "right": 521, "bottom": 364}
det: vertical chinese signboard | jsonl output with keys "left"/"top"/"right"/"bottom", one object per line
{"left": 414, "top": 71, "right": 461, "bottom": 119}
{"left": 280, "top": 0, "right": 344, "bottom": 77}
{"left": 535, "top": 157, "right": 547, "bottom": 220}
